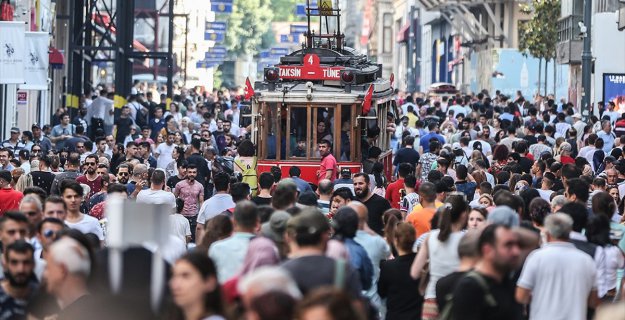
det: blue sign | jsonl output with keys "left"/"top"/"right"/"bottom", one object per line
{"left": 259, "top": 51, "right": 270, "bottom": 59}
{"left": 603, "top": 73, "right": 625, "bottom": 113}
{"left": 205, "top": 32, "right": 225, "bottom": 42}
{"left": 208, "top": 46, "right": 227, "bottom": 54}
{"left": 205, "top": 52, "right": 227, "bottom": 59}
{"left": 211, "top": 3, "right": 233, "bottom": 13}
{"left": 205, "top": 21, "right": 227, "bottom": 32}
{"left": 280, "top": 33, "right": 302, "bottom": 43}
{"left": 270, "top": 47, "right": 289, "bottom": 56}
{"left": 296, "top": 2, "right": 318, "bottom": 16}
{"left": 290, "top": 24, "right": 309, "bottom": 34}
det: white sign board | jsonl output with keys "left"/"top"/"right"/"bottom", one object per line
{"left": 20, "top": 32, "right": 49, "bottom": 90}
{"left": 0, "top": 21, "right": 26, "bottom": 84}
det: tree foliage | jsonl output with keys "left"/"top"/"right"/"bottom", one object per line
{"left": 224, "top": 0, "right": 274, "bottom": 56}
{"left": 270, "top": 0, "right": 301, "bottom": 22}
{"left": 518, "top": 0, "right": 560, "bottom": 61}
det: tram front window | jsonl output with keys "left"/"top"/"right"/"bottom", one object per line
{"left": 290, "top": 107, "right": 308, "bottom": 157}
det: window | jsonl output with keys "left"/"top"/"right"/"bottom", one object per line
{"left": 383, "top": 13, "right": 393, "bottom": 53}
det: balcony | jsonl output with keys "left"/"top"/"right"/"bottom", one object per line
{"left": 556, "top": 15, "right": 583, "bottom": 64}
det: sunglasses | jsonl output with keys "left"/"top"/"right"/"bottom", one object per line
{"left": 85, "top": 162, "right": 97, "bottom": 166}
{"left": 118, "top": 172, "right": 129, "bottom": 176}
{"left": 43, "top": 229, "right": 60, "bottom": 239}
{"left": 32, "top": 149, "right": 41, "bottom": 153}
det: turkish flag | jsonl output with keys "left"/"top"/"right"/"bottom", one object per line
{"left": 244, "top": 77, "right": 255, "bottom": 100}
{"left": 362, "top": 84, "right": 374, "bottom": 114}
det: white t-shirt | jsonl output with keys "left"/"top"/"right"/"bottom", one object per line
{"left": 197, "top": 193, "right": 235, "bottom": 224}
{"left": 517, "top": 242, "right": 596, "bottom": 320}
{"left": 155, "top": 143, "right": 175, "bottom": 169}
{"left": 137, "top": 189, "right": 177, "bottom": 209}
{"left": 170, "top": 214, "right": 191, "bottom": 244}
{"left": 537, "top": 189, "right": 554, "bottom": 202}
{"left": 65, "top": 214, "right": 105, "bottom": 240}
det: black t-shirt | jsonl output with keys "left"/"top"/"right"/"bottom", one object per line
{"left": 378, "top": 253, "right": 423, "bottom": 320}
{"left": 363, "top": 194, "right": 392, "bottom": 235}
{"left": 393, "top": 147, "right": 420, "bottom": 168}
{"left": 523, "top": 135, "right": 538, "bottom": 146}
{"left": 252, "top": 196, "right": 272, "bottom": 206}
{"left": 167, "top": 175, "right": 183, "bottom": 191}
{"left": 518, "top": 157, "right": 533, "bottom": 174}
{"left": 115, "top": 117, "right": 134, "bottom": 144}
{"left": 436, "top": 271, "right": 467, "bottom": 311}
{"left": 451, "top": 272, "right": 523, "bottom": 320}
{"left": 30, "top": 171, "right": 55, "bottom": 195}
{"left": 282, "top": 255, "right": 362, "bottom": 298}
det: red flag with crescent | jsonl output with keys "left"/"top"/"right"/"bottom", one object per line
{"left": 244, "top": 77, "right": 255, "bottom": 100}
{"left": 362, "top": 84, "right": 374, "bottom": 114}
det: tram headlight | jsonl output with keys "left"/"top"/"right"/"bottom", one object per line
{"left": 340, "top": 70, "right": 355, "bottom": 93}
{"left": 264, "top": 67, "right": 280, "bottom": 91}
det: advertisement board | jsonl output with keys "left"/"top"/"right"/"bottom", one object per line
{"left": 603, "top": 73, "right": 625, "bottom": 113}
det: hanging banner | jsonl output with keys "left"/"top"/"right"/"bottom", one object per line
{"left": 20, "top": 32, "right": 49, "bottom": 90}
{"left": 0, "top": 21, "right": 26, "bottom": 84}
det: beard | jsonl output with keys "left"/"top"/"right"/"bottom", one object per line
{"left": 354, "top": 187, "right": 369, "bottom": 200}
{"left": 87, "top": 168, "right": 96, "bottom": 174}
{"left": 4, "top": 271, "right": 30, "bottom": 288}
{"left": 118, "top": 177, "right": 129, "bottom": 184}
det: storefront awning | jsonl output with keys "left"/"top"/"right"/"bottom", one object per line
{"left": 396, "top": 23, "right": 410, "bottom": 43}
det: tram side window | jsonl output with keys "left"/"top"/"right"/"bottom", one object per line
{"left": 339, "top": 105, "right": 351, "bottom": 161}
{"left": 290, "top": 107, "right": 308, "bottom": 157}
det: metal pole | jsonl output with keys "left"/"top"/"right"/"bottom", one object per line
{"left": 415, "top": 8, "right": 421, "bottom": 92}
{"left": 407, "top": 6, "right": 415, "bottom": 92}
{"left": 167, "top": 0, "right": 174, "bottom": 109}
{"left": 581, "top": 0, "right": 592, "bottom": 120}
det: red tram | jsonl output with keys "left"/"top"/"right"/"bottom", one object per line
{"left": 249, "top": 0, "right": 395, "bottom": 184}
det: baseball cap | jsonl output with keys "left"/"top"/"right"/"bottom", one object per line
{"left": 340, "top": 168, "right": 351, "bottom": 177}
{"left": 31, "top": 123, "right": 41, "bottom": 130}
{"left": 10, "top": 127, "right": 19, "bottom": 133}
{"left": 286, "top": 208, "right": 330, "bottom": 237}
{"left": 487, "top": 205, "right": 520, "bottom": 227}
{"left": 260, "top": 210, "right": 291, "bottom": 243}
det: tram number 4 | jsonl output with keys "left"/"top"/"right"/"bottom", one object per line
{"left": 278, "top": 54, "right": 343, "bottom": 81}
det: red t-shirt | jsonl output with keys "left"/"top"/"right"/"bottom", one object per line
{"left": 560, "top": 155, "right": 575, "bottom": 165}
{"left": 385, "top": 178, "right": 405, "bottom": 209}
{"left": 318, "top": 154, "right": 338, "bottom": 184}
{"left": 76, "top": 175, "right": 102, "bottom": 200}
{"left": 0, "top": 188, "right": 23, "bottom": 216}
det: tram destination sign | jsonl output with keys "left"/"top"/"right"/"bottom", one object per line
{"left": 278, "top": 54, "right": 344, "bottom": 81}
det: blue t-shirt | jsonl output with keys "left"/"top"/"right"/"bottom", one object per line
{"left": 420, "top": 132, "right": 445, "bottom": 153}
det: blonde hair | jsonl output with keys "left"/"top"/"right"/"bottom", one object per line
{"left": 15, "top": 173, "right": 33, "bottom": 192}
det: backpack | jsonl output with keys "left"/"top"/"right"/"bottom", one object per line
{"left": 438, "top": 271, "right": 497, "bottom": 320}
{"left": 234, "top": 157, "right": 258, "bottom": 196}
{"left": 212, "top": 156, "right": 235, "bottom": 176}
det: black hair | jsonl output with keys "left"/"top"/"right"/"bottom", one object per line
{"left": 559, "top": 202, "right": 588, "bottom": 232}
{"left": 397, "top": 163, "right": 413, "bottom": 178}
{"left": 59, "top": 180, "right": 84, "bottom": 197}
{"left": 230, "top": 182, "right": 251, "bottom": 202}
{"left": 4, "top": 240, "right": 34, "bottom": 260}
{"left": 404, "top": 175, "right": 417, "bottom": 189}
{"left": 233, "top": 200, "right": 258, "bottom": 229}
{"left": 0, "top": 211, "right": 29, "bottom": 229}
{"left": 270, "top": 166, "right": 282, "bottom": 183}
{"left": 258, "top": 172, "right": 274, "bottom": 190}
{"left": 478, "top": 223, "right": 511, "bottom": 256}
{"left": 566, "top": 178, "right": 589, "bottom": 203}
{"left": 213, "top": 172, "right": 230, "bottom": 192}
{"left": 438, "top": 194, "right": 468, "bottom": 242}
{"left": 289, "top": 166, "right": 301, "bottom": 177}
{"left": 176, "top": 198, "right": 184, "bottom": 214}
{"left": 175, "top": 252, "right": 224, "bottom": 316}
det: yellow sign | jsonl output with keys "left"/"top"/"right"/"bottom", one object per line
{"left": 320, "top": 0, "right": 333, "bottom": 16}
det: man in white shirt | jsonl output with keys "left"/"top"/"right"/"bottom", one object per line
{"left": 516, "top": 213, "right": 598, "bottom": 320}
{"left": 136, "top": 170, "right": 176, "bottom": 209}
{"left": 60, "top": 180, "right": 104, "bottom": 242}
{"left": 572, "top": 113, "right": 586, "bottom": 142}
{"left": 170, "top": 198, "right": 191, "bottom": 244}
{"left": 196, "top": 172, "right": 235, "bottom": 241}
{"left": 155, "top": 132, "right": 176, "bottom": 169}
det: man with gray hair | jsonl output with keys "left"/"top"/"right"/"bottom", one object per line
{"left": 44, "top": 237, "right": 94, "bottom": 317}
{"left": 597, "top": 120, "right": 616, "bottom": 153}
{"left": 18, "top": 194, "right": 43, "bottom": 244}
{"left": 237, "top": 266, "right": 302, "bottom": 309}
{"left": 516, "top": 213, "right": 598, "bottom": 320}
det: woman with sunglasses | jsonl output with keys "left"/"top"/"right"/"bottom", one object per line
{"left": 410, "top": 193, "right": 469, "bottom": 319}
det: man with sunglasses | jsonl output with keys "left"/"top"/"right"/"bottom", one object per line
{"left": 76, "top": 154, "right": 102, "bottom": 200}
{"left": 31, "top": 124, "right": 52, "bottom": 155}
{"left": 50, "top": 154, "right": 81, "bottom": 195}
{"left": 33, "top": 217, "right": 65, "bottom": 280}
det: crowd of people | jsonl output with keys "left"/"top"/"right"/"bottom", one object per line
{"left": 0, "top": 83, "right": 625, "bottom": 320}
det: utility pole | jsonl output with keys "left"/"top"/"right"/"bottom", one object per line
{"left": 407, "top": 6, "right": 416, "bottom": 92}
{"left": 581, "top": 0, "right": 592, "bottom": 121}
